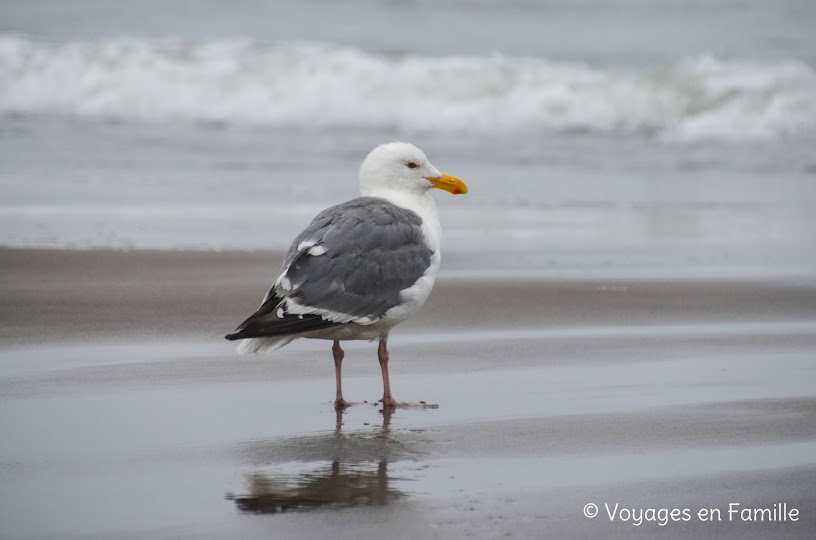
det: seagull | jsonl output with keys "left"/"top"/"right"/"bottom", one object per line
{"left": 226, "top": 142, "right": 468, "bottom": 408}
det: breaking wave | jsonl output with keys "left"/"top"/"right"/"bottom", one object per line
{"left": 1, "top": 33, "right": 815, "bottom": 140}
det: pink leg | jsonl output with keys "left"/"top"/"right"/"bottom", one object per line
{"left": 378, "top": 338, "right": 398, "bottom": 407}
{"left": 332, "top": 340, "right": 350, "bottom": 409}
{"left": 377, "top": 338, "right": 438, "bottom": 409}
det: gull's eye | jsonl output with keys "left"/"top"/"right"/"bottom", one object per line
{"left": 406, "top": 161, "right": 419, "bottom": 169}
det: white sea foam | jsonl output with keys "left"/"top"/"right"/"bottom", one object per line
{"left": 1, "top": 33, "right": 815, "bottom": 140}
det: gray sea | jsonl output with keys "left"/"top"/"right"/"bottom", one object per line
{"left": 2, "top": 0, "right": 815, "bottom": 275}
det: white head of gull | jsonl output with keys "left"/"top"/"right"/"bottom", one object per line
{"left": 226, "top": 142, "right": 468, "bottom": 408}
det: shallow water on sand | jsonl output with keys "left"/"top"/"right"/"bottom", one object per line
{"left": 2, "top": 313, "right": 816, "bottom": 538}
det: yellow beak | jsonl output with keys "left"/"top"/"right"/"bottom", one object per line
{"left": 428, "top": 173, "right": 468, "bottom": 195}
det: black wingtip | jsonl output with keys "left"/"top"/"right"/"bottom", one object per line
{"left": 224, "top": 332, "right": 243, "bottom": 341}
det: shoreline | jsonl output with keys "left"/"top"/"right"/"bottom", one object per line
{"left": 3, "top": 247, "right": 815, "bottom": 347}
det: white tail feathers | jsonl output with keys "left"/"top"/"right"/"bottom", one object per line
{"left": 235, "top": 336, "right": 295, "bottom": 354}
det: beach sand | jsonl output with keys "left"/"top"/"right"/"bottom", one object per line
{"left": 1, "top": 248, "right": 815, "bottom": 538}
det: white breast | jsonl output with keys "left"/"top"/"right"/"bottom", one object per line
{"left": 367, "top": 189, "right": 442, "bottom": 325}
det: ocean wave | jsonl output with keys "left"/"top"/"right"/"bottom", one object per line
{"left": 1, "top": 33, "right": 815, "bottom": 140}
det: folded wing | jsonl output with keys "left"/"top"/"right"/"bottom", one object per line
{"left": 226, "top": 197, "right": 434, "bottom": 341}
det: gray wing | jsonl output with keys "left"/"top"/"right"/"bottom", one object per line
{"left": 273, "top": 197, "right": 434, "bottom": 321}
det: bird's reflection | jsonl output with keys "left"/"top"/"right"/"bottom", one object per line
{"left": 229, "top": 408, "right": 421, "bottom": 513}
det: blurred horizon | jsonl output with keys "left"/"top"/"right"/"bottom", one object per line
{"left": 3, "top": 0, "right": 815, "bottom": 65}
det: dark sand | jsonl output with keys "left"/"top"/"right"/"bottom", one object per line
{"left": 1, "top": 248, "right": 815, "bottom": 539}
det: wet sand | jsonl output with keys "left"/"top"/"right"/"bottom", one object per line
{"left": 1, "top": 248, "right": 815, "bottom": 538}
